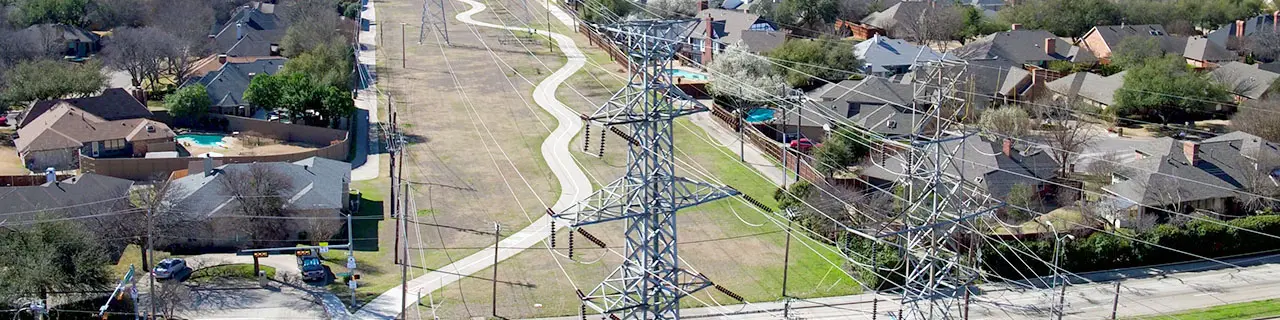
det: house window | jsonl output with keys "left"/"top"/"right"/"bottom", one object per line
{"left": 748, "top": 22, "right": 774, "bottom": 31}
{"left": 103, "top": 139, "right": 126, "bottom": 151}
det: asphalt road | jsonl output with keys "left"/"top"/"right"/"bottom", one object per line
{"left": 352, "top": 0, "right": 591, "bottom": 318}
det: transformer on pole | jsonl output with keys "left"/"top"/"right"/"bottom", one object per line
{"left": 552, "top": 19, "right": 737, "bottom": 319}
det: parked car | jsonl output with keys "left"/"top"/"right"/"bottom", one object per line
{"left": 298, "top": 253, "right": 326, "bottom": 282}
{"left": 789, "top": 138, "right": 816, "bottom": 152}
{"left": 153, "top": 258, "right": 187, "bottom": 279}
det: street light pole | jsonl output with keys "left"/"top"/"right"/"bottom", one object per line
{"left": 1043, "top": 221, "right": 1073, "bottom": 320}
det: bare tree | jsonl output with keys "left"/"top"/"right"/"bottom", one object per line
{"left": 87, "top": 0, "right": 145, "bottom": 29}
{"left": 146, "top": 0, "right": 214, "bottom": 57}
{"left": 219, "top": 164, "right": 296, "bottom": 248}
{"left": 1231, "top": 99, "right": 1280, "bottom": 142}
{"left": 280, "top": 0, "right": 343, "bottom": 57}
{"left": 1035, "top": 100, "right": 1097, "bottom": 176}
{"left": 150, "top": 282, "right": 192, "bottom": 318}
{"left": 891, "top": 5, "right": 963, "bottom": 50}
{"left": 978, "top": 106, "right": 1035, "bottom": 141}
{"left": 300, "top": 210, "right": 344, "bottom": 244}
{"left": 1234, "top": 150, "right": 1280, "bottom": 214}
{"left": 1247, "top": 30, "right": 1280, "bottom": 63}
{"left": 101, "top": 27, "right": 170, "bottom": 89}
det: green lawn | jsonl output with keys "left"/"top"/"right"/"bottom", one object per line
{"left": 113, "top": 244, "right": 171, "bottom": 275}
{"left": 190, "top": 264, "right": 278, "bottom": 280}
{"left": 1128, "top": 299, "right": 1280, "bottom": 320}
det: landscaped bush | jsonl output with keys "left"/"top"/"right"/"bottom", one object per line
{"left": 982, "top": 215, "right": 1280, "bottom": 281}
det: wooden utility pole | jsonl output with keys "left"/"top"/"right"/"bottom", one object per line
{"left": 401, "top": 23, "right": 407, "bottom": 68}
{"left": 1111, "top": 281, "right": 1121, "bottom": 319}
{"left": 400, "top": 182, "right": 409, "bottom": 319}
{"left": 492, "top": 223, "right": 501, "bottom": 317}
{"left": 781, "top": 216, "right": 792, "bottom": 298}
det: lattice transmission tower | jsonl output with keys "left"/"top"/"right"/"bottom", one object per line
{"left": 419, "top": 0, "right": 448, "bottom": 44}
{"left": 552, "top": 19, "right": 738, "bottom": 319}
{"left": 879, "top": 59, "right": 1000, "bottom": 320}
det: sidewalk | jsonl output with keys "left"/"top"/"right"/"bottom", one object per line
{"left": 688, "top": 110, "right": 787, "bottom": 187}
{"left": 350, "top": 0, "right": 381, "bottom": 181}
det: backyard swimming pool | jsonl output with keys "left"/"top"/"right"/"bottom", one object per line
{"left": 177, "top": 133, "right": 229, "bottom": 148}
{"left": 666, "top": 69, "right": 708, "bottom": 81}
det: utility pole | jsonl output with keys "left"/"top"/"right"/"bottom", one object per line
{"left": 401, "top": 23, "right": 407, "bottom": 68}
{"left": 347, "top": 212, "right": 356, "bottom": 308}
{"left": 491, "top": 223, "right": 500, "bottom": 318}
{"left": 391, "top": 110, "right": 400, "bottom": 264}
{"left": 1111, "top": 281, "right": 1121, "bottom": 319}
{"left": 781, "top": 210, "right": 793, "bottom": 298}
{"left": 400, "top": 182, "right": 409, "bottom": 319}
{"left": 146, "top": 200, "right": 155, "bottom": 318}
{"left": 546, "top": 0, "right": 552, "bottom": 53}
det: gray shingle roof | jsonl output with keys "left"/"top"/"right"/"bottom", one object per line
{"left": 903, "top": 59, "right": 1032, "bottom": 109}
{"left": 1206, "top": 13, "right": 1278, "bottom": 47}
{"left": 737, "top": 30, "right": 787, "bottom": 54}
{"left": 860, "top": 1, "right": 950, "bottom": 30}
{"left": 1184, "top": 36, "right": 1236, "bottom": 62}
{"left": 690, "top": 9, "right": 777, "bottom": 46}
{"left": 1210, "top": 61, "right": 1280, "bottom": 100}
{"left": 1083, "top": 25, "right": 1169, "bottom": 48}
{"left": 16, "top": 104, "right": 175, "bottom": 153}
{"left": 1045, "top": 71, "right": 1126, "bottom": 106}
{"left": 21, "top": 88, "right": 153, "bottom": 128}
{"left": 954, "top": 30, "right": 1097, "bottom": 65}
{"left": 0, "top": 174, "right": 133, "bottom": 222}
{"left": 211, "top": 6, "right": 288, "bottom": 57}
{"left": 190, "top": 58, "right": 287, "bottom": 108}
{"left": 1104, "top": 133, "right": 1280, "bottom": 207}
{"left": 793, "top": 77, "right": 923, "bottom": 136}
{"left": 861, "top": 135, "right": 1059, "bottom": 198}
{"left": 852, "top": 35, "right": 945, "bottom": 74}
{"left": 167, "top": 157, "right": 351, "bottom": 217}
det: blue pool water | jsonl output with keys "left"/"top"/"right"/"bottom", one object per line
{"left": 177, "top": 133, "right": 228, "bottom": 148}
{"left": 745, "top": 108, "right": 775, "bottom": 123}
{"left": 666, "top": 69, "right": 708, "bottom": 81}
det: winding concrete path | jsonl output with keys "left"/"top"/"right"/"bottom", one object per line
{"left": 352, "top": 0, "right": 590, "bottom": 318}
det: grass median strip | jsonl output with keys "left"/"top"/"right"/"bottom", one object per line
{"left": 1129, "top": 299, "right": 1280, "bottom": 320}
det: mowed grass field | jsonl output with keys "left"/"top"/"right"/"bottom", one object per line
{"left": 1128, "top": 299, "right": 1280, "bottom": 320}
{"left": 401, "top": 0, "right": 859, "bottom": 317}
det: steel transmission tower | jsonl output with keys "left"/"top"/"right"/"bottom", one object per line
{"left": 879, "top": 59, "right": 999, "bottom": 320}
{"left": 419, "top": 0, "right": 448, "bottom": 44}
{"left": 553, "top": 19, "right": 738, "bottom": 319}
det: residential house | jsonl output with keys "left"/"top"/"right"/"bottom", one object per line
{"left": 1210, "top": 61, "right": 1280, "bottom": 101}
{"left": 210, "top": 5, "right": 288, "bottom": 58}
{"left": 861, "top": 136, "right": 1059, "bottom": 199}
{"left": 187, "top": 58, "right": 288, "bottom": 117}
{"left": 17, "top": 24, "right": 101, "bottom": 59}
{"left": 0, "top": 172, "right": 134, "bottom": 225}
{"left": 19, "top": 88, "right": 153, "bottom": 129}
{"left": 968, "top": 0, "right": 1004, "bottom": 12}
{"left": 901, "top": 59, "right": 1034, "bottom": 112}
{"left": 953, "top": 29, "right": 1098, "bottom": 68}
{"left": 860, "top": 0, "right": 953, "bottom": 40}
{"left": 15, "top": 103, "right": 176, "bottom": 170}
{"left": 1102, "top": 131, "right": 1279, "bottom": 222}
{"left": 162, "top": 156, "right": 351, "bottom": 248}
{"left": 684, "top": 8, "right": 784, "bottom": 65}
{"left": 1206, "top": 12, "right": 1280, "bottom": 50}
{"left": 1184, "top": 36, "right": 1237, "bottom": 69}
{"left": 852, "top": 34, "right": 945, "bottom": 77}
{"left": 1076, "top": 24, "right": 1187, "bottom": 63}
{"left": 791, "top": 76, "right": 923, "bottom": 140}
{"left": 1045, "top": 71, "right": 1126, "bottom": 109}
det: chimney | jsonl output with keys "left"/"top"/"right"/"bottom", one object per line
{"left": 698, "top": 0, "right": 708, "bottom": 10}
{"left": 1044, "top": 37, "right": 1056, "bottom": 55}
{"left": 1010, "top": 23, "right": 1021, "bottom": 31}
{"left": 1273, "top": 11, "right": 1278, "bottom": 33}
{"left": 236, "top": 22, "right": 245, "bottom": 40}
{"left": 702, "top": 13, "right": 714, "bottom": 65}
{"left": 1236, "top": 19, "right": 1246, "bottom": 38}
{"left": 1183, "top": 141, "right": 1199, "bottom": 164}
{"left": 45, "top": 167, "right": 56, "bottom": 184}
{"left": 203, "top": 154, "right": 214, "bottom": 177}
{"left": 1002, "top": 138, "right": 1014, "bottom": 158}
{"left": 269, "top": 44, "right": 280, "bottom": 56}
{"left": 217, "top": 54, "right": 228, "bottom": 64}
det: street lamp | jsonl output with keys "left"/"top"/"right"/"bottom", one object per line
{"left": 1042, "top": 221, "right": 1075, "bottom": 320}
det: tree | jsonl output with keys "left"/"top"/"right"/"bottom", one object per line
{"left": 1, "top": 59, "right": 104, "bottom": 104}
{"left": 707, "top": 42, "right": 788, "bottom": 105}
{"left": 101, "top": 27, "right": 170, "bottom": 89}
{"left": 1003, "top": 183, "right": 1042, "bottom": 222}
{"left": 219, "top": 163, "right": 296, "bottom": 247}
{"left": 1110, "top": 36, "right": 1165, "bottom": 69}
{"left": 977, "top": 106, "right": 1034, "bottom": 141}
{"left": 1231, "top": 99, "right": 1280, "bottom": 142}
{"left": 282, "top": 39, "right": 354, "bottom": 91}
{"left": 11, "top": 0, "right": 90, "bottom": 26}
{"left": 771, "top": 0, "right": 838, "bottom": 36}
{"left": 582, "top": 0, "right": 635, "bottom": 23}
{"left": 891, "top": 5, "right": 964, "bottom": 47}
{"left": 998, "top": 0, "right": 1120, "bottom": 38}
{"left": 646, "top": 0, "right": 703, "bottom": 18}
{"left": 1112, "top": 55, "right": 1231, "bottom": 122}
{"left": 280, "top": 0, "right": 344, "bottom": 57}
{"left": 812, "top": 126, "right": 871, "bottom": 177}
{"left": 150, "top": 282, "right": 193, "bottom": 318}
{"left": 244, "top": 73, "right": 284, "bottom": 113}
{"left": 767, "top": 38, "right": 859, "bottom": 87}
{"left": 86, "top": 0, "right": 143, "bottom": 29}
{"left": 320, "top": 85, "right": 355, "bottom": 121}
{"left": 0, "top": 219, "right": 112, "bottom": 304}
{"left": 957, "top": 5, "right": 1006, "bottom": 41}
{"left": 1034, "top": 99, "right": 1097, "bottom": 176}
{"left": 1246, "top": 30, "right": 1280, "bottom": 63}
{"left": 165, "top": 84, "right": 211, "bottom": 119}
{"left": 145, "top": 0, "right": 214, "bottom": 57}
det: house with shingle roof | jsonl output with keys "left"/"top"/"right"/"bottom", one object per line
{"left": 683, "top": 8, "right": 784, "bottom": 64}
{"left": 187, "top": 58, "right": 287, "bottom": 117}
{"left": 1184, "top": 36, "right": 1237, "bottom": 69}
{"left": 1206, "top": 12, "right": 1279, "bottom": 50}
{"left": 16, "top": 24, "right": 101, "bottom": 58}
{"left": 860, "top": 135, "right": 1059, "bottom": 199}
{"left": 15, "top": 103, "right": 175, "bottom": 170}
{"left": 1102, "top": 132, "right": 1280, "bottom": 220}
{"left": 860, "top": 0, "right": 953, "bottom": 39}
{"left": 0, "top": 173, "right": 134, "bottom": 225}
{"left": 1210, "top": 61, "right": 1279, "bottom": 101}
{"left": 1045, "top": 71, "right": 1126, "bottom": 109}
{"left": 162, "top": 156, "right": 351, "bottom": 247}
{"left": 901, "top": 59, "right": 1034, "bottom": 111}
{"left": 1077, "top": 25, "right": 1184, "bottom": 62}
{"left": 19, "top": 88, "right": 153, "bottom": 129}
{"left": 210, "top": 5, "right": 289, "bottom": 57}
{"left": 954, "top": 29, "right": 1097, "bottom": 67}
{"left": 791, "top": 77, "right": 925, "bottom": 140}
{"left": 853, "top": 34, "right": 945, "bottom": 77}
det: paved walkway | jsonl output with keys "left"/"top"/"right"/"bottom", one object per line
{"left": 351, "top": 0, "right": 592, "bottom": 318}
{"left": 350, "top": 1, "right": 381, "bottom": 181}
{"left": 689, "top": 110, "right": 787, "bottom": 187}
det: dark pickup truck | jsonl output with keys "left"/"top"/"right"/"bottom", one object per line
{"left": 299, "top": 254, "right": 327, "bottom": 282}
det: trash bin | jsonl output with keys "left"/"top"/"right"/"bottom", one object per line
{"left": 258, "top": 270, "right": 268, "bottom": 287}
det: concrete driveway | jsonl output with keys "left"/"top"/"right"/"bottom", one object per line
{"left": 171, "top": 279, "right": 328, "bottom": 320}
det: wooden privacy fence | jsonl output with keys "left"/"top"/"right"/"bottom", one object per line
{"left": 0, "top": 174, "right": 74, "bottom": 186}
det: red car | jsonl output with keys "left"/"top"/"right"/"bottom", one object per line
{"left": 789, "top": 138, "right": 816, "bottom": 151}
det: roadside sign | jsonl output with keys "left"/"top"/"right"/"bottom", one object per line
{"left": 129, "top": 285, "right": 138, "bottom": 300}
{"left": 346, "top": 256, "right": 357, "bottom": 269}
{"left": 319, "top": 242, "right": 330, "bottom": 253}
{"left": 348, "top": 280, "right": 358, "bottom": 290}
